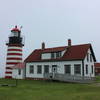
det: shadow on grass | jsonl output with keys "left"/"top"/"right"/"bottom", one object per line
{"left": 0, "top": 78, "right": 17, "bottom": 87}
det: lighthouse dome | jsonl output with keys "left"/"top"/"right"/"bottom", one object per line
{"left": 11, "top": 26, "right": 20, "bottom": 32}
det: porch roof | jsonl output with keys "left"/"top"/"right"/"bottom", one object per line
{"left": 11, "top": 62, "right": 25, "bottom": 69}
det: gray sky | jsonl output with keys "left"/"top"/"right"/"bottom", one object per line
{"left": 0, "top": 0, "right": 100, "bottom": 77}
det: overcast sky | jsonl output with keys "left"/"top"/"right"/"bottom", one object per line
{"left": 0, "top": 0, "right": 100, "bottom": 77}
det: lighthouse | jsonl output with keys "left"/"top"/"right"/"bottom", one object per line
{"left": 5, "top": 26, "right": 24, "bottom": 78}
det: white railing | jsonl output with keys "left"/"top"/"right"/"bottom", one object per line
{"left": 44, "top": 73, "right": 95, "bottom": 83}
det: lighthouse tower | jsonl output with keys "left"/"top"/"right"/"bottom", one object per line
{"left": 5, "top": 26, "right": 24, "bottom": 78}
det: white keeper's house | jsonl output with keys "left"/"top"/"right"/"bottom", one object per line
{"left": 24, "top": 39, "right": 96, "bottom": 83}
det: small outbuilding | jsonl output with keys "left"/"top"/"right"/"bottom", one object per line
{"left": 94, "top": 63, "right": 100, "bottom": 75}
{"left": 12, "top": 63, "right": 25, "bottom": 79}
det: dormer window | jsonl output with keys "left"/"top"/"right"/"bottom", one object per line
{"left": 51, "top": 52, "right": 62, "bottom": 59}
{"left": 42, "top": 51, "right": 63, "bottom": 60}
{"left": 51, "top": 53, "right": 55, "bottom": 58}
{"left": 56, "top": 52, "right": 61, "bottom": 58}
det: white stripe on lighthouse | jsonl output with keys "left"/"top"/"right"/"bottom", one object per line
{"left": 6, "top": 69, "right": 12, "bottom": 72}
{"left": 7, "top": 51, "right": 22, "bottom": 54}
{"left": 6, "top": 60, "right": 22, "bottom": 62}
{"left": 6, "top": 64, "right": 17, "bottom": 67}
{"left": 5, "top": 74, "right": 12, "bottom": 76}
{"left": 8, "top": 46, "right": 22, "bottom": 50}
{"left": 7, "top": 55, "right": 22, "bottom": 58}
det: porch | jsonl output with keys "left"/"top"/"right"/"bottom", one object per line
{"left": 44, "top": 73, "right": 95, "bottom": 83}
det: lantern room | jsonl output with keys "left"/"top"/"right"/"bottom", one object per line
{"left": 10, "top": 26, "right": 21, "bottom": 37}
{"left": 6, "top": 26, "right": 24, "bottom": 46}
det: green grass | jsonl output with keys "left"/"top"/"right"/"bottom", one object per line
{"left": 0, "top": 78, "right": 100, "bottom": 100}
{"left": 95, "top": 76, "right": 100, "bottom": 82}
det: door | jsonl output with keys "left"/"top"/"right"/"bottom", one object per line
{"left": 52, "top": 65, "right": 57, "bottom": 78}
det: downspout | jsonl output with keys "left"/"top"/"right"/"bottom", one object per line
{"left": 24, "top": 62, "right": 26, "bottom": 79}
{"left": 82, "top": 60, "right": 84, "bottom": 77}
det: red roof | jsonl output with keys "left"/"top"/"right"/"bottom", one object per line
{"left": 94, "top": 63, "right": 100, "bottom": 68}
{"left": 12, "top": 62, "right": 25, "bottom": 69}
{"left": 25, "top": 44, "right": 96, "bottom": 62}
{"left": 42, "top": 46, "right": 66, "bottom": 53}
{"left": 11, "top": 26, "right": 20, "bottom": 32}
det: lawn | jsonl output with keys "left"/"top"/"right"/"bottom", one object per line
{"left": 0, "top": 78, "right": 100, "bottom": 100}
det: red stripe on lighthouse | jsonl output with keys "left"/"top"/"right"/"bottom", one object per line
{"left": 6, "top": 67, "right": 13, "bottom": 69}
{"left": 6, "top": 62, "right": 19, "bottom": 65}
{"left": 5, "top": 72, "right": 12, "bottom": 74}
{"left": 5, "top": 76, "right": 12, "bottom": 79}
{"left": 7, "top": 58, "right": 22, "bottom": 60}
{"left": 8, "top": 44, "right": 23, "bottom": 47}
{"left": 8, "top": 49, "right": 22, "bottom": 51}
{"left": 7, "top": 53, "right": 22, "bottom": 56}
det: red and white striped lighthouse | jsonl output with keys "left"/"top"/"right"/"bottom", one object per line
{"left": 5, "top": 26, "right": 24, "bottom": 78}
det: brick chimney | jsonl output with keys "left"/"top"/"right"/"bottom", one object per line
{"left": 68, "top": 39, "right": 71, "bottom": 47}
{"left": 42, "top": 42, "right": 45, "bottom": 49}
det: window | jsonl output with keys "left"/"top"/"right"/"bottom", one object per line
{"left": 91, "top": 65, "right": 94, "bottom": 74}
{"left": 74, "top": 64, "right": 81, "bottom": 74}
{"left": 29, "top": 65, "right": 34, "bottom": 74}
{"left": 90, "top": 54, "right": 92, "bottom": 62}
{"left": 64, "top": 65, "right": 71, "bottom": 74}
{"left": 51, "top": 52, "right": 62, "bottom": 59}
{"left": 52, "top": 65, "right": 57, "bottom": 73}
{"left": 44, "top": 65, "right": 49, "bottom": 73}
{"left": 18, "top": 69, "right": 21, "bottom": 75}
{"left": 11, "top": 32, "right": 18, "bottom": 37}
{"left": 56, "top": 52, "right": 59, "bottom": 58}
{"left": 37, "top": 65, "right": 42, "bottom": 74}
{"left": 87, "top": 53, "right": 89, "bottom": 62}
{"left": 51, "top": 53, "right": 55, "bottom": 58}
{"left": 86, "top": 65, "right": 88, "bottom": 74}
{"left": 56, "top": 52, "right": 61, "bottom": 58}
{"left": 14, "top": 32, "right": 18, "bottom": 37}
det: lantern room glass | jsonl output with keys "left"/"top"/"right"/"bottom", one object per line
{"left": 10, "top": 31, "right": 19, "bottom": 37}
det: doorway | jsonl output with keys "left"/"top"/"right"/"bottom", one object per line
{"left": 52, "top": 65, "right": 57, "bottom": 78}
